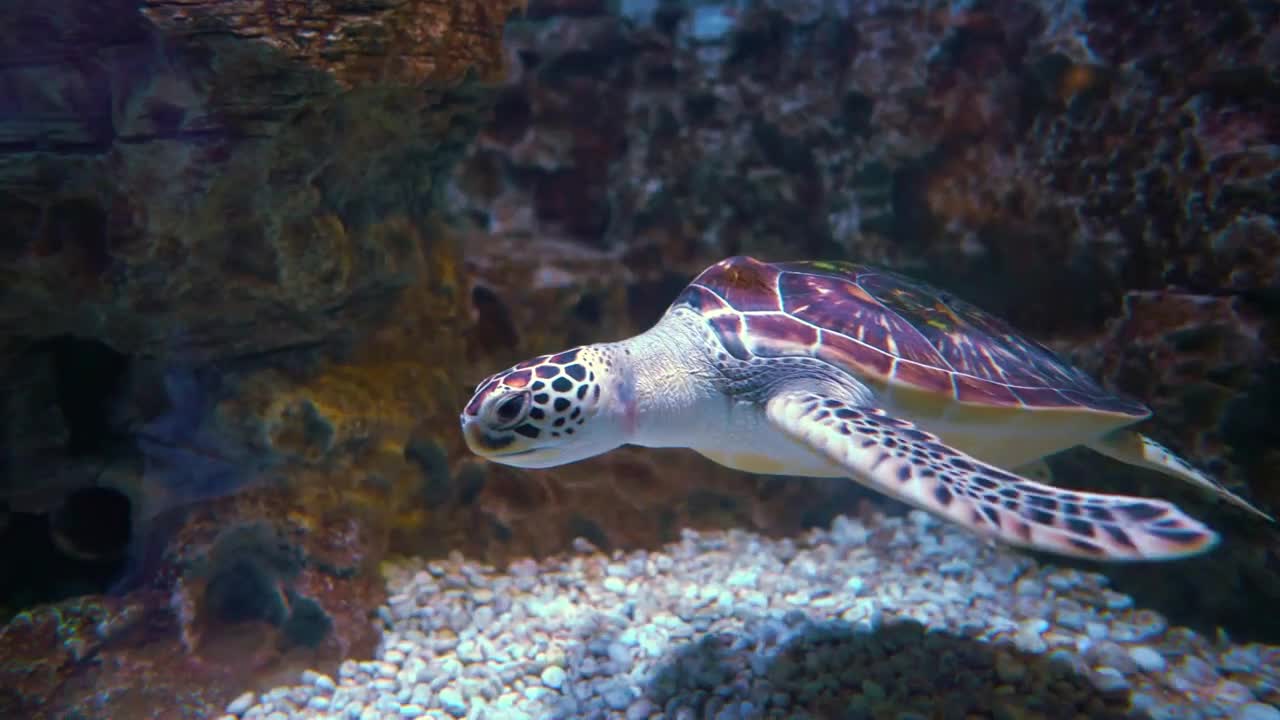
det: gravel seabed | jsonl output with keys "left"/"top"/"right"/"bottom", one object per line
{"left": 224, "top": 511, "right": 1280, "bottom": 720}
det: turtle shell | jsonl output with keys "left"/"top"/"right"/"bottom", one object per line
{"left": 667, "top": 256, "right": 1147, "bottom": 416}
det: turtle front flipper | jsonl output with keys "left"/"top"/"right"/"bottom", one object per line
{"left": 765, "top": 391, "right": 1219, "bottom": 561}
{"left": 1087, "top": 430, "right": 1274, "bottom": 522}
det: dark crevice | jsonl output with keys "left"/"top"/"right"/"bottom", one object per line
{"left": 0, "top": 337, "right": 138, "bottom": 618}
{"left": 48, "top": 336, "right": 131, "bottom": 457}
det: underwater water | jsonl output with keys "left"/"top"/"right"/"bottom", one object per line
{"left": 1, "top": 0, "right": 1278, "bottom": 719}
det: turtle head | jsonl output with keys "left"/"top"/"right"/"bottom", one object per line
{"left": 460, "top": 346, "right": 626, "bottom": 468}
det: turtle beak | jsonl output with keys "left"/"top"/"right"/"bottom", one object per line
{"left": 460, "top": 414, "right": 515, "bottom": 457}
{"left": 459, "top": 414, "right": 485, "bottom": 452}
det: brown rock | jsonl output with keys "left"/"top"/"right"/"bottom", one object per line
{"left": 0, "top": 0, "right": 522, "bottom": 367}
{"left": 0, "top": 0, "right": 519, "bottom": 716}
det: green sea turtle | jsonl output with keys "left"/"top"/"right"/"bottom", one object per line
{"left": 460, "top": 256, "right": 1271, "bottom": 561}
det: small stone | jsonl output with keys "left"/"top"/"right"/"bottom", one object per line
{"left": 830, "top": 515, "right": 869, "bottom": 546}
{"left": 1046, "top": 569, "right": 1081, "bottom": 590}
{"left": 626, "top": 699, "right": 654, "bottom": 720}
{"left": 457, "top": 640, "right": 484, "bottom": 664}
{"left": 601, "top": 685, "right": 632, "bottom": 710}
{"left": 226, "top": 692, "right": 256, "bottom": 716}
{"left": 540, "top": 665, "right": 566, "bottom": 690}
{"left": 1236, "top": 703, "right": 1280, "bottom": 720}
{"left": 726, "top": 568, "right": 759, "bottom": 588}
{"left": 1102, "top": 590, "right": 1134, "bottom": 610}
{"left": 1176, "top": 655, "right": 1220, "bottom": 687}
{"left": 994, "top": 651, "right": 1026, "bottom": 683}
{"left": 1014, "top": 578, "right": 1042, "bottom": 596}
{"left": 1128, "top": 646, "right": 1167, "bottom": 673}
{"left": 1092, "top": 666, "right": 1130, "bottom": 692}
{"left": 399, "top": 704, "right": 425, "bottom": 718}
{"left": 473, "top": 605, "right": 495, "bottom": 630}
{"left": 1014, "top": 619, "right": 1049, "bottom": 654}
{"left": 1021, "top": 618, "right": 1050, "bottom": 634}
{"left": 689, "top": 5, "right": 734, "bottom": 43}
{"left": 438, "top": 688, "right": 467, "bottom": 717}
{"left": 607, "top": 641, "right": 633, "bottom": 667}
{"left": 603, "top": 576, "right": 627, "bottom": 594}
{"left": 434, "top": 630, "right": 459, "bottom": 652}
{"left": 636, "top": 626, "right": 667, "bottom": 657}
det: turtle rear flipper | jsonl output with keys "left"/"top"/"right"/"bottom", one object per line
{"left": 1012, "top": 459, "right": 1054, "bottom": 484}
{"left": 1088, "top": 430, "right": 1274, "bottom": 522}
{"left": 765, "top": 391, "right": 1219, "bottom": 562}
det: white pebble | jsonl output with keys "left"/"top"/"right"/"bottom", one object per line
{"left": 1236, "top": 704, "right": 1280, "bottom": 720}
{"left": 540, "top": 665, "right": 566, "bottom": 689}
{"left": 225, "top": 692, "right": 255, "bottom": 716}
{"left": 208, "top": 516, "right": 1272, "bottom": 720}
{"left": 1092, "top": 666, "right": 1130, "bottom": 692}
{"left": 438, "top": 687, "right": 468, "bottom": 717}
{"left": 1128, "top": 646, "right": 1167, "bottom": 673}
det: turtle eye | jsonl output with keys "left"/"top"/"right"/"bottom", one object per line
{"left": 494, "top": 393, "right": 527, "bottom": 425}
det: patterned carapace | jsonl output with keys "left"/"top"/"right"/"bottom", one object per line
{"left": 463, "top": 347, "right": 600, "bottom": 444}
{"left": 668, "top": 256, "right": 1148, "bottom": 416}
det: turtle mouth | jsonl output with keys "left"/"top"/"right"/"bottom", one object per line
{"left": 493, "top": 447, "right": 541, "bottom": 458}
{"left": 485, "top": 444, "right": 569, "bottom": 469}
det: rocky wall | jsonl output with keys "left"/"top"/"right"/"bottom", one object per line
{"left": 0, "top": 0, "right": 523, "bottom": 717}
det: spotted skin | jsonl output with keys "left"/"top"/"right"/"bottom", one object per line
{"left": 677, "top": 256, "right": 1148, "bottom": 415}
{"left": 462, "top": 347, "right": 601, "bottom": 455}
{"left": 766, "top": 391, "right": 1219, "bottom": 561}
